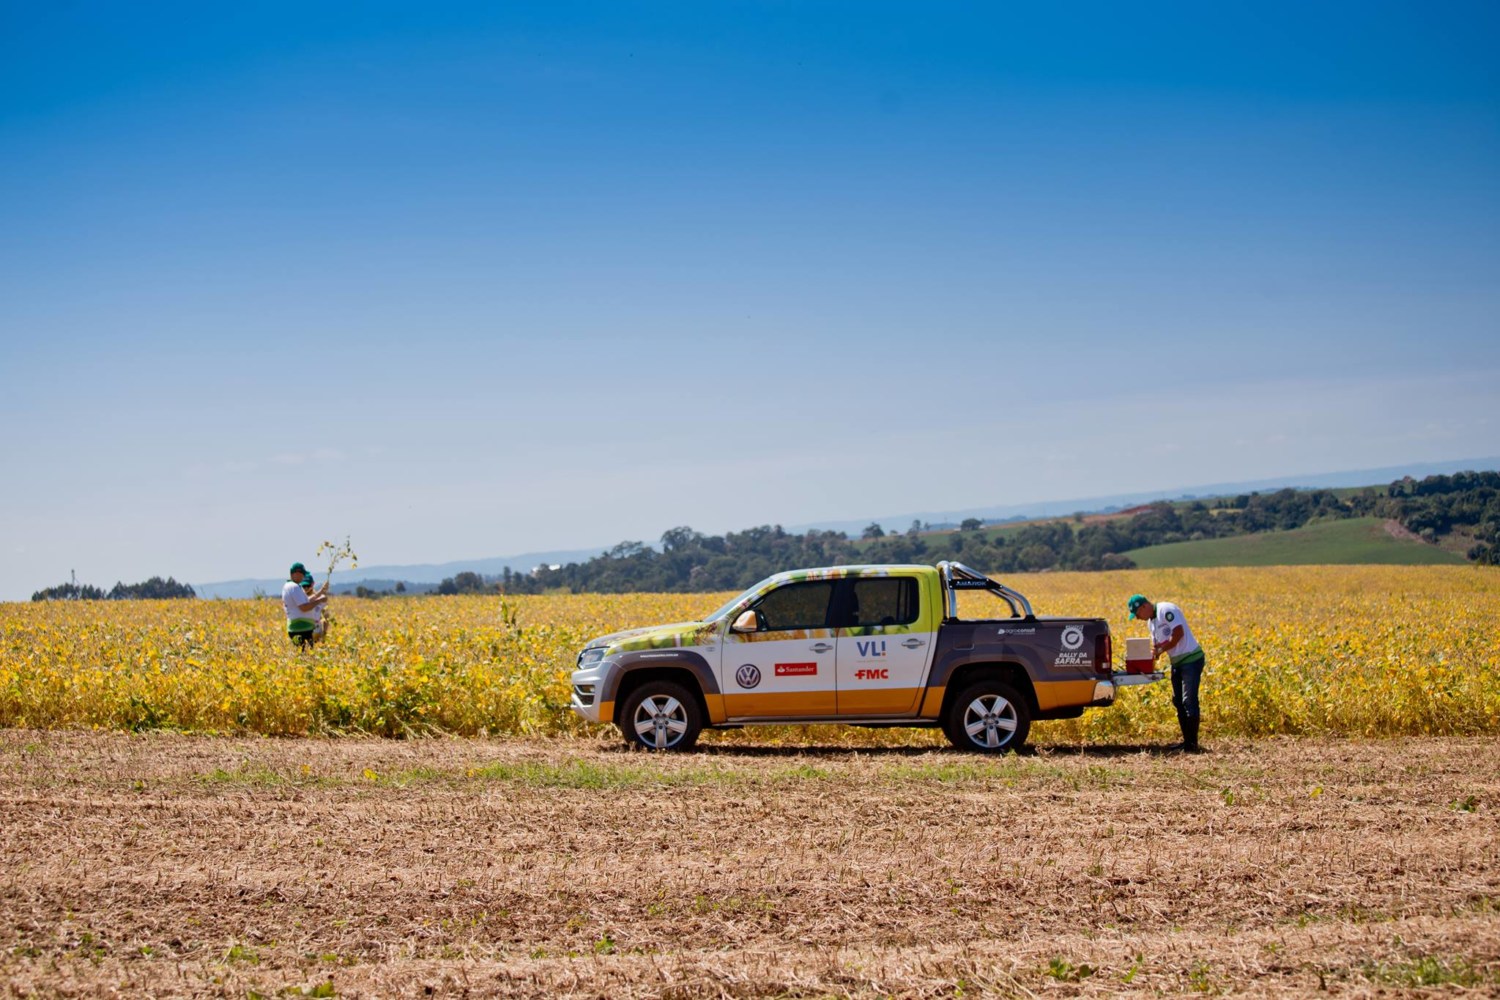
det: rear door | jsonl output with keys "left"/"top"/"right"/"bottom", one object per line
{"left": 721, "top": 580, "right": 838, "bottom": 718}
{"left": 834, "top": 574, "right": 937, "bottom": 716}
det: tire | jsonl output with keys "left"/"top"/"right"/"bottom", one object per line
{"left": 943, "top": 680, "right": 1031, "bottom": 753}
{"left": 619, "top": 681, "right": 703, "bottom": 752}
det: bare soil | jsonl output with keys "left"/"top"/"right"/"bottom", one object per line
{"left": 1382, "top": 520, "right": 1425, "bottom": 544}
{"left": 2, "top": 733, "right": 1497, "bottom": 998}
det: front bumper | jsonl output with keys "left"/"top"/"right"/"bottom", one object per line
{"left": 570, "top": 662, "right": 608, "bottom": 723}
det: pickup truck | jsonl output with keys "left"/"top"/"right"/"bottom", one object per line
{"left": 570, "top": 562, "right": 1155, "bottom": 752}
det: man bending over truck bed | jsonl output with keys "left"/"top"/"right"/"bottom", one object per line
{"left": 1128, "top": 594, "right": 1206, "bottom": 753}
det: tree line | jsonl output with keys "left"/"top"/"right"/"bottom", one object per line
{"left": 438, "top": 471, "right": 1497, "bottom": 596}
{"left": 36, "top": 474, "right": 1492, "bottom": 601}
{"left": 32, "top": 576, "right": 196, "bottom": 602}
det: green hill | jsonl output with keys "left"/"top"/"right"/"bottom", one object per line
{"left": 1123, "top": 517, "right": 1467, "bottom": 568}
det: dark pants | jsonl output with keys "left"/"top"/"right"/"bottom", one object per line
{"left": 1171, "top": 654, "right": 1205, "bottom": 744}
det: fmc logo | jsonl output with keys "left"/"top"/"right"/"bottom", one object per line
{"left": 735, "top": 664, "right": 761, "bottom": 689}
{"left": 854, "top": 668, "right": 889, "bottom": 681}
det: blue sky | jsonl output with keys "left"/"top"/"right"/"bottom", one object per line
{"left": 2, "top": 1, "right": 1497, "bottom": 597}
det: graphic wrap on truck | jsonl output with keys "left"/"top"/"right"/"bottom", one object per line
{"left": 722, "top": 578, "right": 839, "bottom": 716}
{"left": 832, "top": 574, "right": 938, "bottom": 716}
{"left": 570, "top": 562, "right": 1144, "bottom": 751}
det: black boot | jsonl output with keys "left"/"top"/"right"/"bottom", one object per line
{"left": 1183, "top": 717, "right": 1201, "bottom": 753}
{"left": 1169, "top": 707, "right": 1191, "bottom": 752}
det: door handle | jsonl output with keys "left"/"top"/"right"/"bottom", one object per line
{"left": 902, "top": 638, "right": 926, "bottom": 649}
{"left": 810, "top": 642, "right": 834, "bottom": 653}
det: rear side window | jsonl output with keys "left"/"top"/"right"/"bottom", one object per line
{"left": 754, "top": 581, "right": 836, "bottom": 631}
{"left": 843, "top": 577, "right": 920, "bottom": 627}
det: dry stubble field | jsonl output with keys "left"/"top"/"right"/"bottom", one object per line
{"left": 2, "top": 732, "right": 1497, "bottom": 998}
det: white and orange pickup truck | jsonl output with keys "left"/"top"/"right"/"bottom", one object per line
{"left": 570, "top": 562, "right": 1157, "bottom": 752}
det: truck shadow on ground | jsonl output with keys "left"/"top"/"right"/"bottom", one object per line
{"left": 660, "top": 744, "right": 943, "bottom": 759}
{"left": 662, "top": 742, "right": 1196, "bottom": 759}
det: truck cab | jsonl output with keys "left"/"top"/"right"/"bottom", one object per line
{"left": 570, "top": 562, "right": 1141, "bottom": 752}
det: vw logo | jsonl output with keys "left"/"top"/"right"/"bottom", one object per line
{"left": 735, "top": 663, "right": 762, "bottom": 689}
{"left": 1061, "top": 625, "right": 1084, "bottom": 650}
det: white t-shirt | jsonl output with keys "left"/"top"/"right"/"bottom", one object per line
{"left": 1149, "top": 601, "right": 1200, "bottom": 663}
{"left": 282, "top": 581, "right": 318, "bottom": 623}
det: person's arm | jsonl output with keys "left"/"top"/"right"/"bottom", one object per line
{"left": 297, "top": 594, "right": 328, "bottom": 612}
{"left": 1153, "top": 625, "right": 1184, "bottom": 659}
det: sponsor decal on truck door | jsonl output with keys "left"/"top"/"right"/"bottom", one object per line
{"left": 721, "top": 580, "right": 838, "bottom": 717}
{"left": 835, "top": 575, "right": 936, "bottom": 716}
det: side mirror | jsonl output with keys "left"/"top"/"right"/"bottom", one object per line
{"left": 731, "top": 609, "right": 760, "bottom": 633}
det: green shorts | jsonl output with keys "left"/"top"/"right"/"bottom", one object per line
{"left": 288, "top": 620, "right": 317, "bottom": 645}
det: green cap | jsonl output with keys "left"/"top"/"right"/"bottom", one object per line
{"left": 1127, "top": 594, "right": 1148, "bottom": 619}
{"left": 302, "top": 575, "right": 315, "bottom": 587}
{"left": 289, "top": 562, "right": 307, "bottom": 577}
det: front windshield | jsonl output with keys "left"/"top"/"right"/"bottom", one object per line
{"left": 702, "top": 583, "right": 762, "bottom": 623}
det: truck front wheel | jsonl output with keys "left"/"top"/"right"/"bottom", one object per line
{"left": 944, "top": 680, "right": 1031, "bottom": 753}
{"left": 619, "top": 681, "right": 703, "bottom": 752}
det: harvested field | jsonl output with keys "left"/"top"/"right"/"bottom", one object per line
{"left": 1, "top": 733, "right": 1497, "bottom": 998}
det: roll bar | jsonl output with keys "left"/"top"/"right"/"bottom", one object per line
{"left": 938, "top": 561, "right": 1035, "bottom": 620}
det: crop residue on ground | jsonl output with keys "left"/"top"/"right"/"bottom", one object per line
{"left": 0, "top": 733, "right": 1496, "bottom": 997}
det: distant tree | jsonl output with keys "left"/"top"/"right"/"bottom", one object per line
{"left": 32, "top": 582, "right": 106, "bottom": 601}
{"left": 960, "top": 518, "right": 984, "bottom": 532}
{"left": 34, "top": 576, "right": 194, "bottom": 601}
{"left": 107, "top": 576, "right": 195, "bottom": 600}
{"left": 907, "top": 519, "right": 922, "bottom": 537}
{"left": 661, "top": 526, "right": 704, "bottom": 552}
{"left": 394, "top": 581, "right": 406, "bottom": 593}
{"left": 862, "top": 522, "right": 885, "bottom": 540}
{"left": 437, "top": 571, "right": 489, "bottom": 595}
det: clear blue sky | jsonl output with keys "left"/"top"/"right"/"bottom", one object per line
{"left": 2, "top": 1, "right": 1497, "bottom": 597}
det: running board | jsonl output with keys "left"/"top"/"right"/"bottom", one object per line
{"left": 717, "top": 716, "right": 938, "bottom": 726}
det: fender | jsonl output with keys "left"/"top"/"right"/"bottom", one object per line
{"left": 598, "top": 649, "right": 723, "bottom": 724}
{"left": 926, "top": 646, "right": 1048, "bottom": 692}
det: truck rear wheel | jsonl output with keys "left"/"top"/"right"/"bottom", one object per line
{"left": 944, "top": 680, "right": 1030, "bottom": 753}
{"left": 619, "top": 681, "right": 703, "bottom": 752}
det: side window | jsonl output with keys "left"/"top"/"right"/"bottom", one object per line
{"left": 753, "top": 581, "right": 836, "bottom": 631}
{"left": 844, "top": 577, "right": 920, "bottom": 627}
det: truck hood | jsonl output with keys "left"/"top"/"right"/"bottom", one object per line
{"left": 585, "top": 620, "right": 721, "bottom": 653}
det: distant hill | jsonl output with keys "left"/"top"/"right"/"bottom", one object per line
{"left": 492, "top": 472, "right": 1497, "bottom": 593}
{"left": 789, "top": 456, "right": 1500, "bottom": 536}
{"left": 1124, "top": 517, "right": 1469, "bottom": 568}
{"left": 189, "top": 457, "right": 1499, "bottom": 597}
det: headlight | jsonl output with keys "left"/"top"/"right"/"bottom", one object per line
{"left": 577, "top": 647, "right": 606, "bottom": 668}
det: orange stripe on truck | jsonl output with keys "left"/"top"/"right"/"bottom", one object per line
{"left": 722, "top": 690, "right": 837, "bottom": 718}
{"left": 1033, "top": 679, "right": 1098, "bottom": 711}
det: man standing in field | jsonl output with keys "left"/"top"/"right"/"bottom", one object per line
{"left": 299, "top": 572, "right": 331, "bottom": 643}
{"left": 283, "top": 562, "right": 328, "bottom": 647}
{"left": 1128, "top": 594, "right": 1206, "bottom": 752}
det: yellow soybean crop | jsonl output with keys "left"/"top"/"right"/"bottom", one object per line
{"left": 1, "top": 566, "right": 1496, "bottom": 741}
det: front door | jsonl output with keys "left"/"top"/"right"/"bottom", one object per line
{"left": 721, "top": 579, "right": 838, "bottom": 718}
{"left": 835, "top": 574, "right": 937, "bottom": 716}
